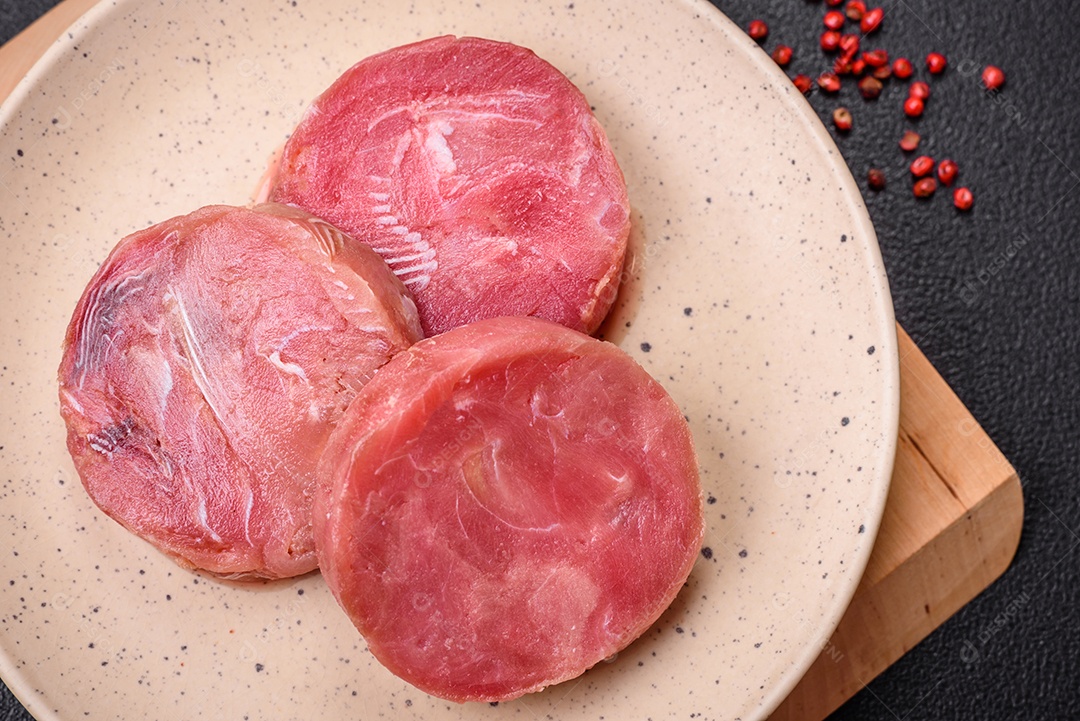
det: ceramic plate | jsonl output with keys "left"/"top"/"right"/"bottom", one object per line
{"left": 0, "top": 1, "right": 898, "bottom": 719}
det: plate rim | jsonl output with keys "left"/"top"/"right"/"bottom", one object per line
{"left": 646, "top": 5, "right": 900, "bottom": 712}
{"left": 682, "top": 0, "right": 901, "bottom": 711}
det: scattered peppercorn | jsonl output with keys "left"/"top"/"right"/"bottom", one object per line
{"left": 982, "top": 65, "right": 1005, "bottom": 90}
{"left": 926, "top": 52, "right": 947, "bottom": 74}
{"left": 833, "top": 107, "right": 853, "bottom": 131}
{"left": 910, "top": 155, "right": 935, "bottom": 177}
{"left": 953, "top": 187, "right": 974, "bottom": 210}
{"left": 839, "top": 34, "right": 860, "bottom": 57}
{"left": 860, "top": 7, "right": 884, "bottom": 33}
{"left": 772, "top": 45, "right": 793, "bottom": 66}
{"left": 752, "top": 6, "right": 982, "bottom": 213}
{"left": 863, "top": 49, "right": 889, "bottom": 67}
{"left": 913, "top": 177, "right": 938, "bottom": 198}
{"left": 899, "top": 130, "right": 921, "bottom": 152}
{"left": 858, "top": 76, "right": 883, "bottom": 100}
{"left": 824, "top": 10, "right": 846, "bottom": 30}
{"left": 937, "top": 159, "right": 958, "bottom": 186}
{"left": 817, "top": 71, "right": 842, "bottom": 93}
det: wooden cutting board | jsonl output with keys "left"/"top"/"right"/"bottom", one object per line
{"left": 0, "top": 3, "right": 1024, "bottom": 719}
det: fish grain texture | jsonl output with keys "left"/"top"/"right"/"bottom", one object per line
{"left": 58, "top": 204, "right": 422, "bottom": 579}
{"left": 270, "top": 35, "right": 630, "bottom": 337}
{"left": 315, "top": 316, "right": 703, "bottom": 702}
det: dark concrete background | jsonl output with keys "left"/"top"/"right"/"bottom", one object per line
{"left": 2, "top": 1, "right": 1077, "bottom": 719}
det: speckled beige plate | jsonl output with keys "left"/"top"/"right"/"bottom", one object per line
{"left": 0, "top": 1, "right": 899, "bottom": 719}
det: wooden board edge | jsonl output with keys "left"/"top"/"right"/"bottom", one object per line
{"left": 768, "top": 469, "right": 1023, "bottom": 721}
{"left": 0, "top": 0, "right": 98, "bottom": 100}
{"left": 855, "top": 324, "right": 1019, "bottom": 589}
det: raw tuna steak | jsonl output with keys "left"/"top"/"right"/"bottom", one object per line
{"left": 58, "top": 204, "right": 422, "bottom": 579}
{"left": 315, "top": 316, "right": 703, "bottom": 701}
{"left": 269, "top": 35, "right": 630, "bottom": 337}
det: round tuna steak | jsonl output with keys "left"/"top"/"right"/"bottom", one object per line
{"left": 58, "top": 203, "right": 423, "bottom": 579}
{"left": 315, "top": 316, "right": 703, "bottom": 701}
{"left": 269, "top": 35, "right": 630, "bottom": 337}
